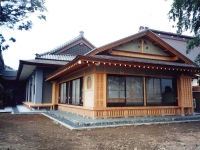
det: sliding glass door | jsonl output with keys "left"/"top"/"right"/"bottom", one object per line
{"left": 107, "top": 75, "right": 143, "bottom": 106}
{"left": 107, "top": 76, "right": 125, "bottom": 106}
{"left": 107, "top": 75, "right": 177, "bottom": 107}
{"left": 146, "top": 78, "right": 162, "bottom": 105}
{"left": 59, "top": 78, "right": 83, "bottom": 105}
{"left": 72, "top": 78, "right": 81, "bottom": 105}
{"left": 126, "top": 76, "right": 143, "bottom": 106}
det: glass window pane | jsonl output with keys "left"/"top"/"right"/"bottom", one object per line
{"left": 162, "top": 79, "right": 172, "bottom": 92}
{"left": 107, "top": 75, "right": 125, "bottom": 101}
{"left": 108, "top": 76, "right": 119, "bottom": 98}
{"left": 59, "top": 84, "right": 63, "bottom": 103}
{"left": 72, "top": 80, "right": 76, "bottom": 105}
{"left": 154, "top": 78, "right": 161, "bottom": 102}
{"left": 108, "top": 91, "right": 119, "bottom": 98}
{"left": 75, "top": 79, "right": 80, "bottom": 105}
{"left": 108, "top": 76, "right": 119, "bottom": 90}
{"left": 60, "top": 83, "right": 66, "bottom": 103}
{"left": 119, "top": 77, "right": 125, "bottom": 90}
{"left": 120, "top": 91, "right": 125, "bottom": 98}
{"left": 162, "top": 78, "right": 176, "bottom": 103}
{"left": 63, "top": 83, "right": 66, "bottom": 103}
{"left": 146, "top": 78, "right": 177, "bottom": 106}
{"left": 66, "top": 82, "right": 69, "bottom": 103}
{"left": 146, "top": 78, "right": 154, "bottom": 102}
{"left": 146, "top": 78, "right": 161, "bottom": 105}
{"left": 126, "top": 76, "right": 143, "bottom": 105}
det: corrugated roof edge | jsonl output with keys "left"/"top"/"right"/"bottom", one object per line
{"left": 150, "top": 29, "right": 193, "bottom": 39}
{"left": 36, "top": 33, "right": 96, "bottom": 58}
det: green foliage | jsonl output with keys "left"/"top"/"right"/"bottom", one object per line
{"left": 5, "top": 65, "right": 14, "bottom": 70}
{"left": 3, "top": 89, "right": 13, "bottom": 99}
{"left": 0, "top": 0, "right": 47, "bottom": 50}
{"left": 168, "top": 0, "right": 200, "bottom": 65}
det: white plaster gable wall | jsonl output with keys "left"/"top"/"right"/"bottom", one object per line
{"left": 114, "top": 38, "right": 170, "bottom": 56}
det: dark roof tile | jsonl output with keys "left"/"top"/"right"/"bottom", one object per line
{"left": 36, "top": 54, "right": 77, "bottom": 61}
{"left": 37, "top": 32, "right": 95, "bottom": 58}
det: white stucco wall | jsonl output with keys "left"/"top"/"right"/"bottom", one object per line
{"left": 84, "top": 74, "right": 95, "bottom": 107}
{"left": 192, "top": 79, "right": 198, "bottom": 86}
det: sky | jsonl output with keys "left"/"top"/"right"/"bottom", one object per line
{"left": 1, "top": 0, "right": 191, "bottom": 70}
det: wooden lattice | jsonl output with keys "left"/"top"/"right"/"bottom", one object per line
{"left": 178, "top": 76, "right": 193, "bottom": 107}
{"left": 95, "top": 74, "right": 105, "bottom": 107}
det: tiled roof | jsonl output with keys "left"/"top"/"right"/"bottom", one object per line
{"left": 36, "top": 54, "right": 76, "bottom": 61}
{"left": 60, "top": 44, "right": 92, "bottom": 55}
{"left": 36, "top": 31, "right": 95, "bottom": 58}
{"left": 88, "top": 55, "right": 196, "bottom": 68}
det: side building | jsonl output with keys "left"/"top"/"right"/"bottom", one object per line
{"left": 17, "top": 31, "right": 95, "bottom": 109}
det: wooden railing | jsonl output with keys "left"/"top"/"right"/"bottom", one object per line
{"left": 94, "top": 107, "right": 182, "bottom": 118}
{"left": 57, "top": 104, "right": 191, "bottom": 119}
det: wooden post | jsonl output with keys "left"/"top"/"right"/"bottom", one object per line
{"left": 181, "top": 107, "right": 184, "bottom": 116}
{"left": 51, "top": 81, "right": 59, "bottom": 110}
{"left": 142, "top": 39, "right": 144, "bottom": 53}
{"left": 94, "top": 73, "right": 97, "bottom": 108}
{"left": 103, "top": 74, "right": 107, "bottom": 107}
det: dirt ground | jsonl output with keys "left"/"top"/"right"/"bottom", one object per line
{"left": 0, "top": 113, "right": 200, "bottom": 150}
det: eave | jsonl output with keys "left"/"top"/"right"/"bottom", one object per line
{"left": 46, "top": 55, "right": 200, "bottom": 81}
{"left": 17, "top": 59, "right": 67, "bottom": 81}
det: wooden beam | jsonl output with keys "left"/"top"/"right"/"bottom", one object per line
{"left": 142, "top": 39, "right": 144, "bottom": 53}
{"left": 108, "top": 49, "right": 112, "bottom": 54}
{"left": 153, "top": 41, "right": 158, "bottom": 45}
{"left": 110, "top": 50, "right": 179, "bottom": 61}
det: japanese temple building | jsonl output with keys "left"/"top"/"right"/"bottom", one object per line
{"left": 44, "top": 29, "right": 200, "bottom": 118}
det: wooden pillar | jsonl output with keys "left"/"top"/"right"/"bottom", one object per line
{"left": 51, "top": 81, "right": 59, "bottom": 110}
{"left": 103, "top": 74, "right": 107, "bottom": 107}
{"left": 94, "top": 73, "right": 97, "bottom": 108}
